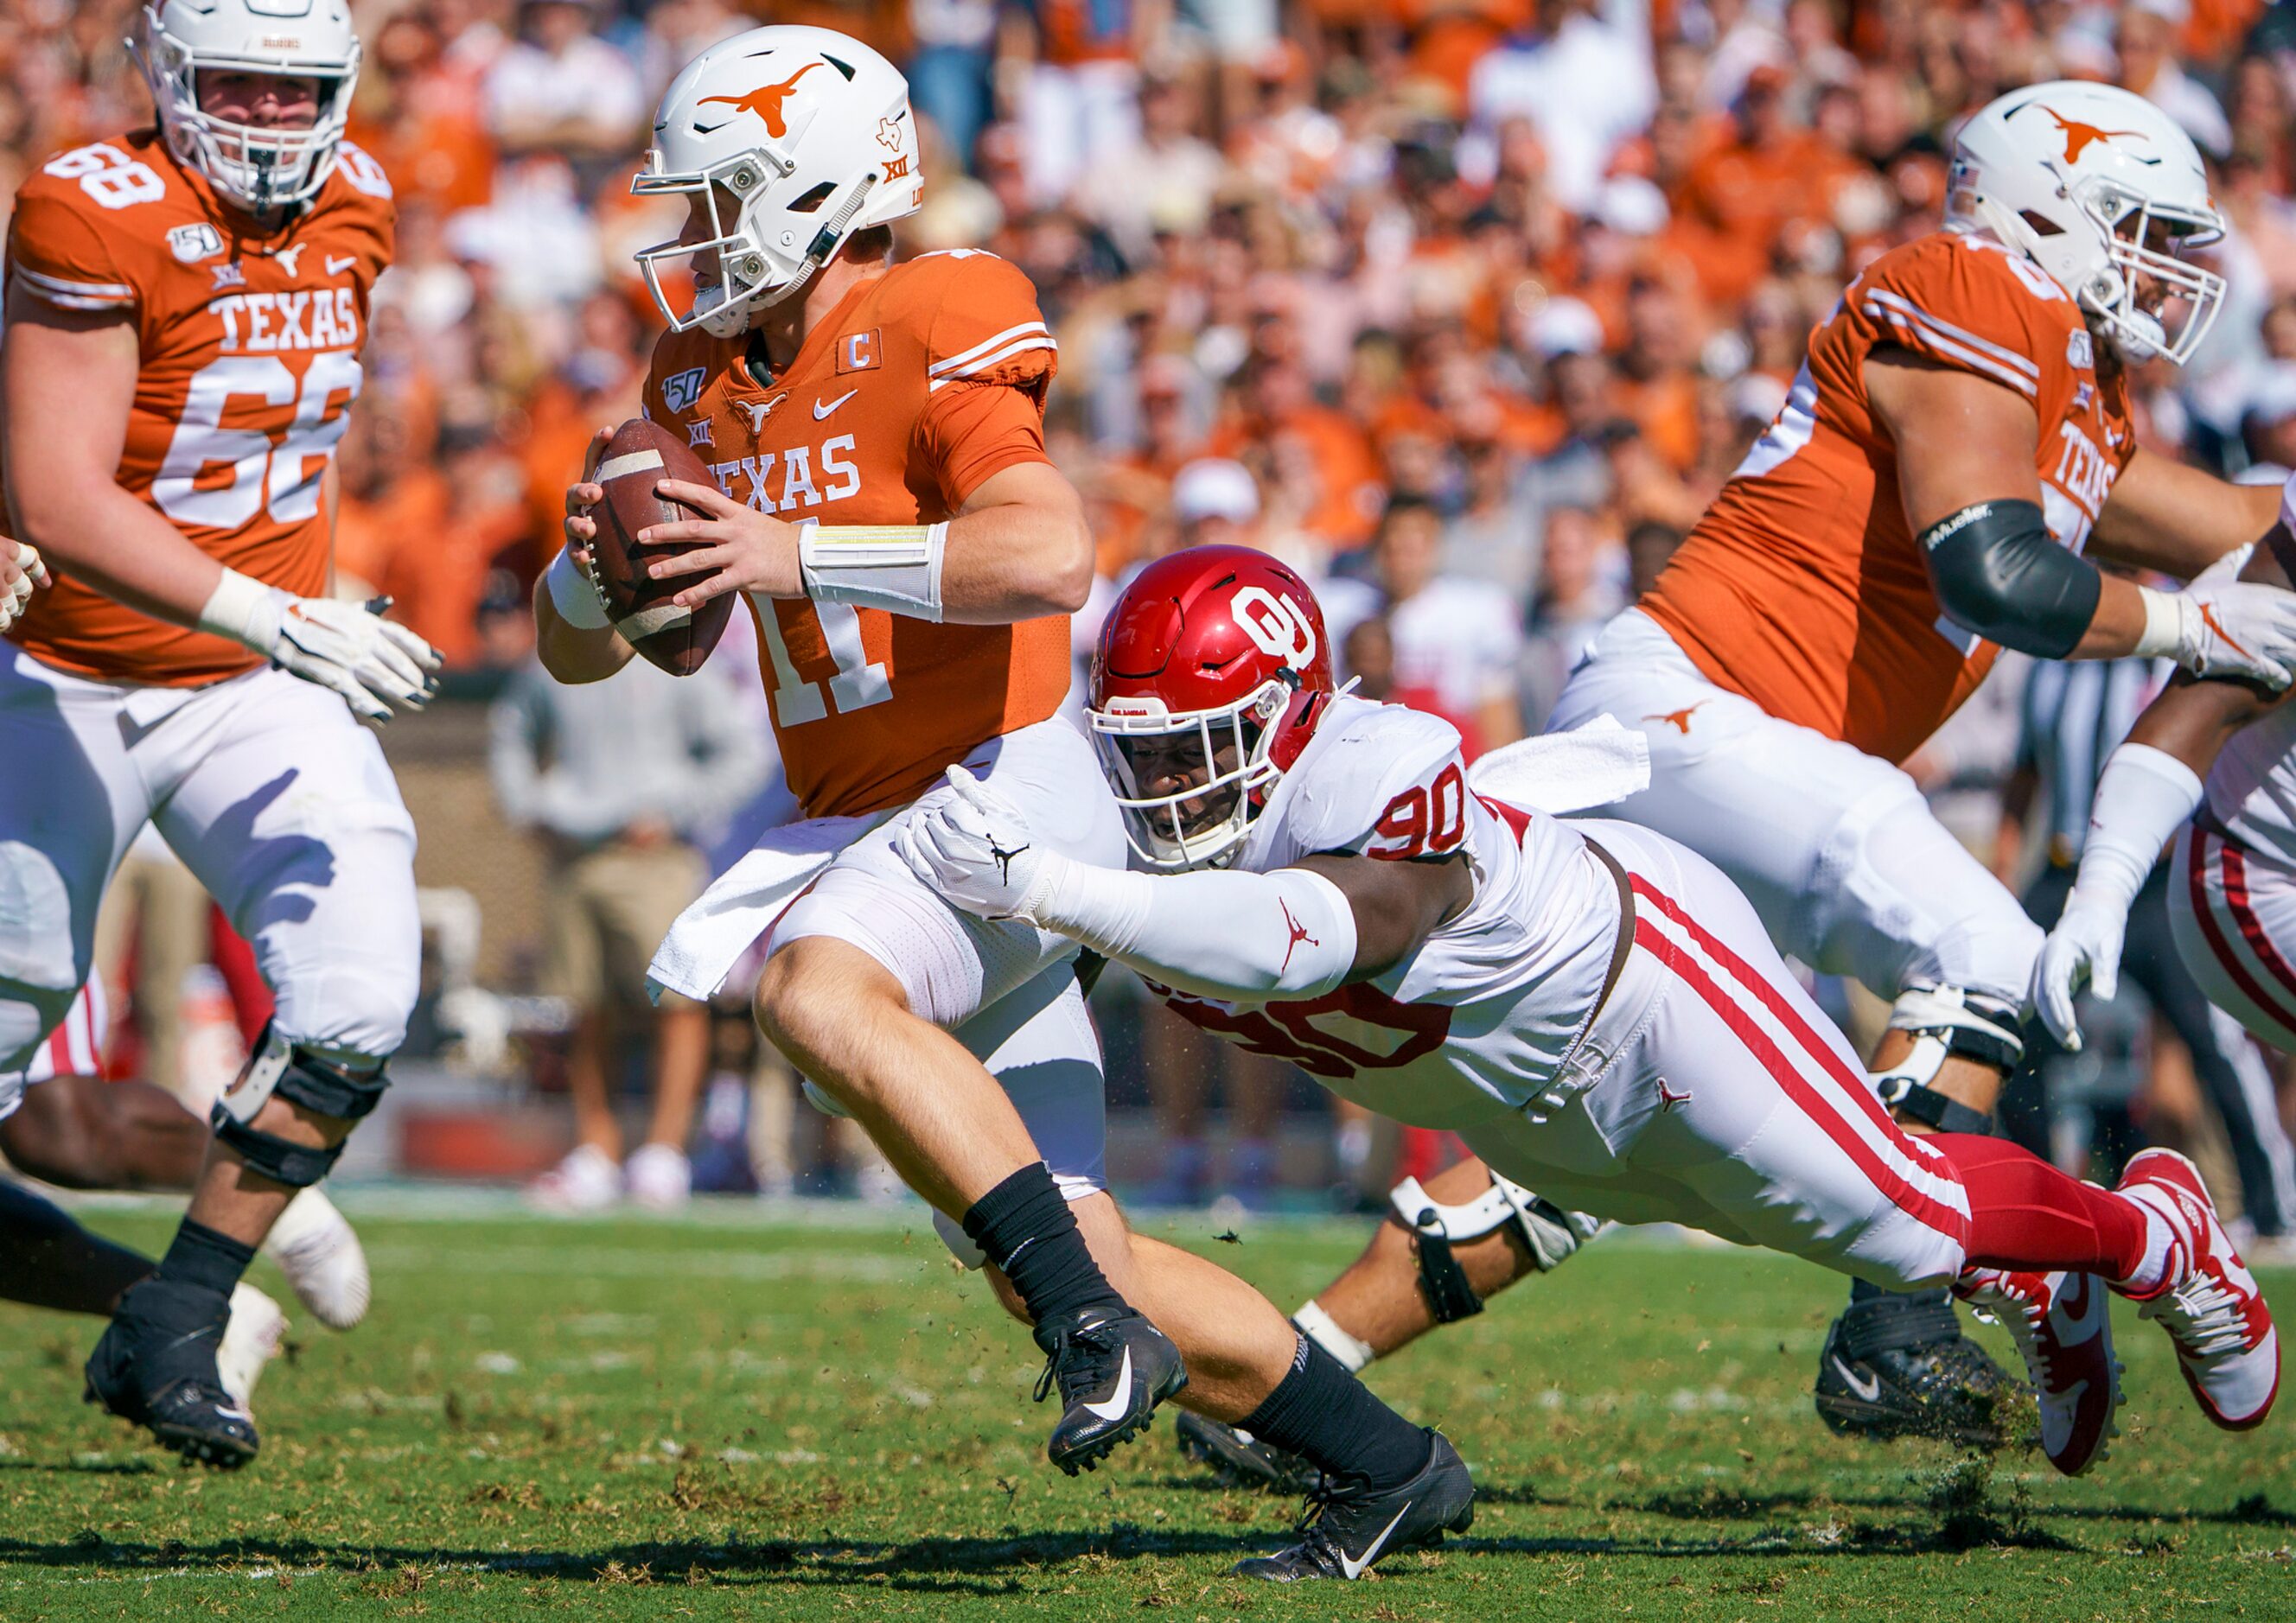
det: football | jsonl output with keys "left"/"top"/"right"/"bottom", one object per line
{"left": 588, "top": 417, "right": 735, "bottom": 676}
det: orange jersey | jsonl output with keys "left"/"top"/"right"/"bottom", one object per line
{"left": 4, "top": 130, "right": 395, "bottom": 686}
{"left": 645, "top": 250, "right": 1066, "bottom": 818}
{"left": 1641, "top": 231, "right": 2133, "bottom": 764}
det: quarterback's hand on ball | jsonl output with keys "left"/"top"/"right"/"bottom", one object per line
{"left": 0, "top": 540, "right": 50, "bottom": 633}
{"left": 562, "top": 425, "right": 612, "bottom": 556}
{"left": 2157, "top": 544, "right": 2296, "bottom": 690}
{"left": 896, "top": 766, "right": 1053, "bottom": 920}
{"left": 271, "top": 595, "right": 443, "bottom": 722}
{"left": 638, "top": 481, "right": 804, "bottom": 611}
{"left": 2031, "top": 890, "right": 2129, "bottom": 1050}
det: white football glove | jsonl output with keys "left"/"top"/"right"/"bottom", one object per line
{"left": 0, "top": 541, "right": 50, "bottom": 633}
{"left": 199, "top": 570, "right": 441, "bottom": 722}
{"left": 2140, "top": 544, "right": 2296, "bottom": 690}
{"left": 2031, "top": 889, "right": 2129, "bottom": 1050}
{"left": 894, "top": 765, "right": 1051, "bottom": 920}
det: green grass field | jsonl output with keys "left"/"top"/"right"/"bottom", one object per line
{"left": 3, "top": 1198, "right": 2292, "bottom": 1620}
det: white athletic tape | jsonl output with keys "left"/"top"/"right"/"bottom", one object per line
{"left": 596, "top": 449, "right": 666, "bottom": 483}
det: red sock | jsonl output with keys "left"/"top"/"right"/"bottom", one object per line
{"left": 1923, "top": 1132, "right": 2147, "bottom": 1276}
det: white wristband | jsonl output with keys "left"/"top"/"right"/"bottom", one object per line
{"left": 2132, "top": 584, "right": 2184, "bottom": 659}
{"left": 195, "top": 566, "right": 284, "bottom": 654}
{"left": 545, "top": 546, "right": 611, "bottom": 630}
{"left": 2072, "top": 741, "right": 2205, "bottom": 914}
{"left": 800, "top": 521, "right": 947, "bottom": 621}
{"left": 1026, "top": 854, "right": 1359, "bottom": 1001}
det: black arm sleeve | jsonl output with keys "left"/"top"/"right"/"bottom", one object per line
{"left": 1919, "top": 498, "right": 2101, "bottom": 659}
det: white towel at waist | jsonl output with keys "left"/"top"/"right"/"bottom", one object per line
{"left": 1468, "top": 715, "right": 1651, "bottom": 815}
{"left": 646, "top": 811, "right": 885, "bottom": 1002}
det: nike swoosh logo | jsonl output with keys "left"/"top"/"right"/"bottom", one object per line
{"left": 813, "top": 389, "right": 858, "bottom": 420}
{"left": 1080, "top": 1346, "right": 1134, "bottom": 1423}
{"left": 1340, "top": 1501, "right": 1414, "bottom": 1580}
{"left": 2057, "top": 1273, "right": 2107, "bottom": 1343}
{"left": 326, "top": 254, "right": 357, "bottom": 275}
{"left": 1830, "top": 1354, "right": 1883, "bottom": 1403}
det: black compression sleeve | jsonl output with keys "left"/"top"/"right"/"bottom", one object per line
{"left": 1919, "top": 498, "right": 2101, "bottom": 659}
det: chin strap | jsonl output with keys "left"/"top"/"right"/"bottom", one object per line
{"left": 1391, "top": 1171, "right": 1604, "bottom": 1324}
{"left": 1868, "top": 985, "right": 2019, "bottom": 1135}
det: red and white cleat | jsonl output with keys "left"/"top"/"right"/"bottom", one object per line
{"left": 2115, "top": 1149, "right": 2280, "bottom": 1430}
{"left": 1955, "top": 1266, "right": 2121, "bottom": 1475}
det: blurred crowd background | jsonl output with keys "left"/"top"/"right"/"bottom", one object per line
{"left": 8, "top": 0, "right": 2296, "bottom": 1236}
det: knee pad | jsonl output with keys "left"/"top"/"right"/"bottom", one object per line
{"left": 1389, "top": 1172, "right": 1602, "bottom": 1324}
{"left": 210, "top": 1023, "right": 391, "bottom": 1187}
{"left": 1870, "top": 985, "right": 2019, "bottom": 1134}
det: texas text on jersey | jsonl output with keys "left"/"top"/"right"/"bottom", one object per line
{"left": 3, "top": 127, "right": 394, "bottom": 685}
{"left": 642, "top": 248, "right": 1068, "bottom": 818}
{"left": 1147, "top": 696, "right": 1623, "bottom": 1127}
{"left": 1641, "top": 228, "right": 2134, "bottom": 765}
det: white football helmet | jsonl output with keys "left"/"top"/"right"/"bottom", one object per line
{"left": 634, "top": 26, "right": 923, "bottom": 338}
{"left": 1948, "top": 80, "right": 2225, "bottom": 366}
{"left": 131, "top": 0, "right": 360, "bottom": 216}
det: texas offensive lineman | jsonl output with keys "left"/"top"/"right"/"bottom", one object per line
{"left": 545, "top": 30, "right": 1470, "bottom": 1532}
{"left": 1181, "top": 80, "right": 2296, "bottom": 1449}
{"left": 902, "top": 547, "right": 2280, "bottom": 1517}
{"left": 0, "top": 0, "right": 438, "bottom": 1464}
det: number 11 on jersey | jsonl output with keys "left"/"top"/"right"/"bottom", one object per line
{"left": 749, "top": 593, "right": 891, "bottom": 727}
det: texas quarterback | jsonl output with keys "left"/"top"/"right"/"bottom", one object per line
{"left": 902, "top": 546, "right": 2276, "bottom": 1521}
{"left": 0, "top": 0, "right": 437, "bottom": 1465}
{"left": 544, "top": 29, "right": 1463, "bottom": 1516}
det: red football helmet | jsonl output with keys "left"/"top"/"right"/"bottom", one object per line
{"left": 1088, "top": 545, "right": 1336, "bottom": 870}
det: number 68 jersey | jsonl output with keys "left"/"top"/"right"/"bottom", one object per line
{"left": 1149, "top": 694, "right": 1623, "bottom": 1128}
{"left": 3, "top": 128, "right": 393, "bottom": 686}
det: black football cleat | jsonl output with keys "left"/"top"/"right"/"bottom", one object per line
{"left": 1813, "top": 1286, "right": 2024, "bottom": 1448}
{"left": 1235, "top": 1429, "right": 1475, "bottom": 1582}
{"left": 1176, "top": 1410, "right": 1323, "bottom": 1495}
{"left": 1033, "top": 1305, "right": 1187, "bottom": 1475}
{"left": 85, "top": 1278, "right": 260, "bottom": 1469}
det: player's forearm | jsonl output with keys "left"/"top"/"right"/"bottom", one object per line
{"left": 936, "top": 496, "right": 1094, "bottom": 624}
{"left": 2090, "top": 453, "right": 2281, "bottom": 576}
{"left": 2124, "top": 670, "right": 2286, "bottom": 780}
{"left": 11, "top": 480, "right": 226, "bottom": 629}
{"left": 1019, "top": 858, "right": 1359, "bottom": 1001}
{"left": 2066, "top": 572, "right": 2155, "bottom": 658}
{"left": 533, "top": 572, "right": 637, "bottom": 684}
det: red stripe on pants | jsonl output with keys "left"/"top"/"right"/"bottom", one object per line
{"left": 2189, "top": 831, "right": 2296, "bottom": 1045}
{"left": 1630, "top": 909, "right": 1973, "bottom": 1248}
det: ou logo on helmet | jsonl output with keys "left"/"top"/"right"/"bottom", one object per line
{"left": 1233, "top": 586, "right": 1316, "bottom": 669}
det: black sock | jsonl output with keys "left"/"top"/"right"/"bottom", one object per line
{"left": 960, "top": 1162, "right": 1125, "bottom": 1329}
{"left": 154, "top": 1219, "right": 257, "bottom": 1298}
{"left": 1848, "top": 1279, "right": 1950, "bottom": 1308}
{"left": 1241, "top": 1333, "right": 1430, "bottom": 1491}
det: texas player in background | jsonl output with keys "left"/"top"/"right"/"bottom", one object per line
{"left": 1520, "top": 79, "right": 2296, "bottom": 1442}
{"left": 545, "top": 28, "right": 1457, "bottom": 1501}
{"left": 0, "top": 0, "right": 438, "bottom": 1465}
{"left": 2033, "top": 485, "right": 2296, "bottom": 1061}
{"left": 902, "top": 548, "right": 2277, "bottom": 1542}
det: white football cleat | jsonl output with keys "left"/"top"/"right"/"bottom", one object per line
{"left": 2116, "top": 1148, "right": 2280, "bottom": 1429}
{"left": 263, "top": 1187, "right": 373, "bottom": 1331}
{"left": 216, "top": 1282, "right": 289, "bottom": 1409}
{"left": 1955, "top": 1266, "right": 2121, "bottom": 1475}
{"left": 527, "top": 1142, "right": 622, "bottom": 1212}
{"left": 624, "top": 1142, "right": 692, "bottom": 1211}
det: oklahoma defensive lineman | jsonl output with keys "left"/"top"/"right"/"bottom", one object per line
{"left": 903, "top": 547, "right": 2278, "bottom": 1522}
{"left": 547, "top": 29, "right": 1464, "bottom": 1516}
{"left": 0, "top": 0, "right": 437, "bottom": 1464}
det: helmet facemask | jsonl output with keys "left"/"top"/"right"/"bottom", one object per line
{"left": 1090, "top": 678, "right": 1294, "bottom": 873}
{"left": 2071, "top": 175, "right": 2225, "bottom": 366}
{"left": 632, "top": 139, "right": 879, "bottom": 338}
{"left": 134, "top": 5, "right": 357, "bottom": 216}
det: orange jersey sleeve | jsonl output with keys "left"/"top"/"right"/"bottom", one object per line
{"left": 643, "top": 251, "right": 1070, "bottom": 818}
{"left": 1640, "top": 231, "right": 2131, "bottom": 764}
{"left": 5, "top": 133, "right": 396, "bottom": 686}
